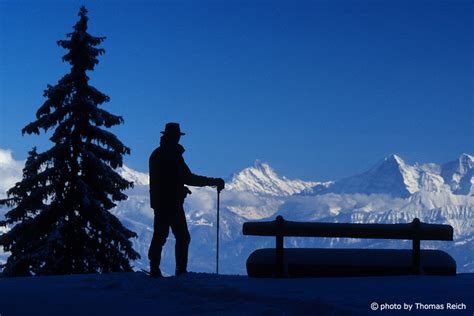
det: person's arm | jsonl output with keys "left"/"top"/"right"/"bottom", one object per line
{"left": 182, "top": 159, "right": 224, "bottom": 191}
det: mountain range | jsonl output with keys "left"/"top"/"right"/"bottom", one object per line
{"left": 1, "top": 148, "right": 473, "bottom": 274}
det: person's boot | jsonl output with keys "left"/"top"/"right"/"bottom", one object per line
{"left": 149, "top": 261, "right": 163, "bottom": 278}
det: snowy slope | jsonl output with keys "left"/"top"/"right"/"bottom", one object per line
{"left": 1, "top": 272, "right": 472, "bottom": 316}
{"left": 118, "top": 165, "right": 149, "bottom": 186}
{"left": 1, "top": 148, "right": 474, "bottom": 275}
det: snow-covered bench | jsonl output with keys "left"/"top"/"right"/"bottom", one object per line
{"left": 242, "top": 216, "right": 456, "bottom": 278}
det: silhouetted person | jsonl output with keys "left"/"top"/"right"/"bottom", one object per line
{"left": 148, "top": 122, "right": 225, "bottom": 277}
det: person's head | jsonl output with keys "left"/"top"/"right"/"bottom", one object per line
{"left": 160, "top": 122, "right": 185, "bottom": 145}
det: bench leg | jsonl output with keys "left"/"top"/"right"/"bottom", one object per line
{"left": 275, "top": 215, "right": 286, "bottom": 278}
{"left": 276, "top": 234, "right": 284, "bottom": 278}
{"left": 412, "top": 238, "right": 421, "bottom": 274}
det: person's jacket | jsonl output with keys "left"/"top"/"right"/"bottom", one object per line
{"left": 149, "top": 141, "right": 215, "bottom": 210}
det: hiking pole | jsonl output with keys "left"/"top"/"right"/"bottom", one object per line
{"left": 216, "top": 189, "right": 220, "bottom": 275}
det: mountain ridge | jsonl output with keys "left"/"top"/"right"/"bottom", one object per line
{"left": 1, "top": 149, "right": 473, "bottom": 274}
{"left": 304, "top": 153, "right": 473, "bottom": 198}
{"left": 226, "top": 159, "right": 326, "bottom": 196}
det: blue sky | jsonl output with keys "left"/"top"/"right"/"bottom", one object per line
{"left": 0, "top": 0, "right": 472, "bottom": 181}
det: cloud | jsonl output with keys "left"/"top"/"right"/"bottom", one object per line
{"left": 277, "top": 193, "right": 408, "bottom": 220}
{"left": 0, "top": 149, "right": 24, "bottom": 198}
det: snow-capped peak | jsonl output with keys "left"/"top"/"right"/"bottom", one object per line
{"left": 458, "top": 153, "right": 474, "bottom": 171}
{"left": 251, "top": 159, "right": 275, "bottom": 176}
{"left": 311, "top": 154, "right": 419, "bottom": 197}
{"left": 441, "top": 153, "right": 474, "bottom": 195}
{"left": 460, "top": 153, "right": 474, "bottom": 160}
{"left": 379, "top": 154, "right": 420, "bottom": 194}
{"left": 385, "top": 154, "right": 404, "bottom": 165}
{"left": 226, "top": 160, "right": 318, "bottom": 196}
{"left": 119, "top": 165, "right": 149, "bottom": 186}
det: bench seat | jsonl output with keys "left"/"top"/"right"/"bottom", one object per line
{"left": 247, "top": 248, "right": 456, "bottom": 277}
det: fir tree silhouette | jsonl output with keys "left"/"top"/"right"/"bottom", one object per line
{"left": 0, "top": 6, "right": 140, "bottom": 276}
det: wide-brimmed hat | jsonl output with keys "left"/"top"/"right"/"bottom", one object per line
{"left": 161, "top": 122, "right": 186, "bottom": 136}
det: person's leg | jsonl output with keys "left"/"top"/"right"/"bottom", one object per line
{"left": 148, "top": 210, "right": 170, "bottom": 276}
{"left": 170, "top": 207, "right": 191, "bottom": 275}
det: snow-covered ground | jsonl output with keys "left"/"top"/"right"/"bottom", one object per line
{"left": 0, "top": 272, "right": 472, "bottom": 315}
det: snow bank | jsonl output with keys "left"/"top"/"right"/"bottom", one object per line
{"left": 0, "top": 272, "right": 472, "bottom": 315}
